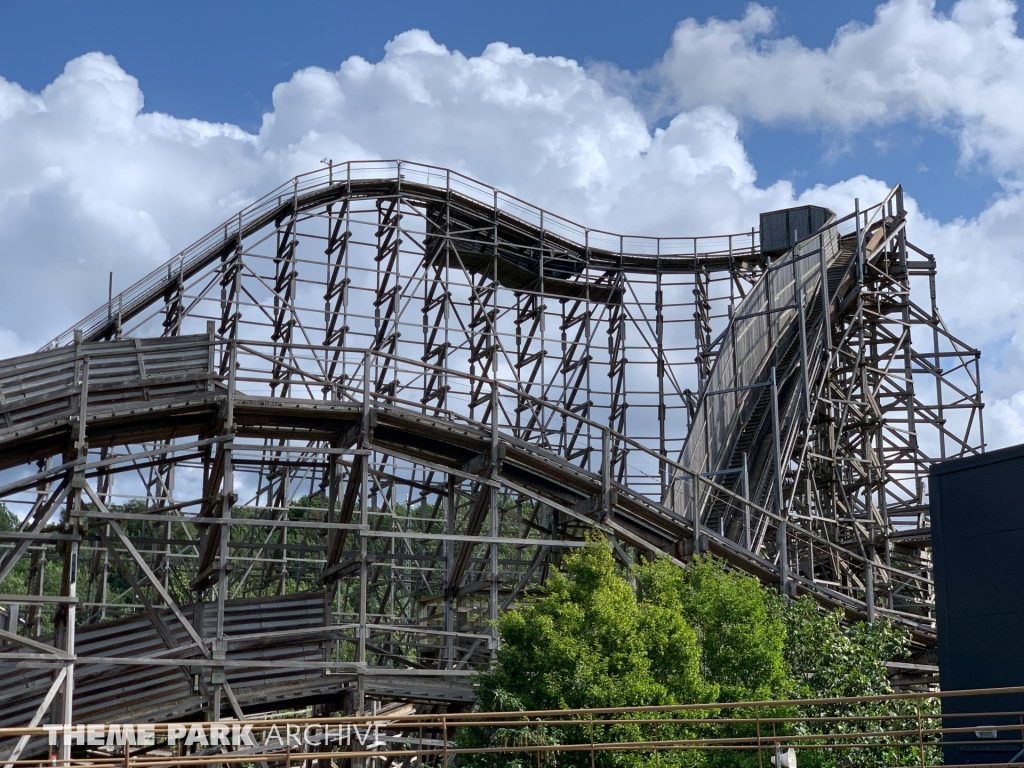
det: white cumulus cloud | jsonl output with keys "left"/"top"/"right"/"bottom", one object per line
{"left": 0, "top": 9, "right": 1023, "bottom": 446}
{"left": 658, "top": 0, "right": 1024, "bottom": 176}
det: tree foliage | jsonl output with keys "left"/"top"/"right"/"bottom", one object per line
{"left": 477, "top": 537, "right": 714, "bottom": 714}
{"left": 640, "top": 555, "right": 790, "bottom": 703}
{"left": 460, "top": 537, "right": 920, "bottom": 768}
{"left": 784, "top": 595, "right": 908, "bottom": 699}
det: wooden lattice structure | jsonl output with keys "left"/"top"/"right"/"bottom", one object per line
{"left": 0, "top": 161, "right": 982, "bottom": 760}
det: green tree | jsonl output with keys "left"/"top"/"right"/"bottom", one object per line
{"left": 465, "top": 542, "right": 919, "bottom": 768}
{"left": 640, "top": 555, "right": 790, "bottom": 703}
{"left": 478, "top": 537, "right": 713, "bottom": 713}
{"left": 782, "top": 596, "right": 932, "bottom": 768}
{"left": 460, "top": 537, "right": 714, "bottom": 766}
{"left": 784, "top": 595, "right": 907, "bottom": 700}
{"left": 0, "top": 501, "right": 66, "bottom": 635}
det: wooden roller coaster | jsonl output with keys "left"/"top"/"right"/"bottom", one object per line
{"left": 0, "top": 161, "right": 982, "bottom": 761}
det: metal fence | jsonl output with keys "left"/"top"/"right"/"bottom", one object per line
{"left": 3, "top": 686, "right": 1024, "bottom": 767}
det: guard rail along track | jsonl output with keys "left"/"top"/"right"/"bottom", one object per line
{"left": 0, "top": 161, "right": 982, "bottom": 758}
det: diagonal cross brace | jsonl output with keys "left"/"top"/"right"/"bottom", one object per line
{"left": 320, "top": 453, "right": 365, "bottom": 584}
{"left": 445, "top": 484, "right": 492, "bottom": 599}
{"left": 1, "top": 667, "right": 67, "bottom": 768}
{"left": 0, "top": 479, "right": 71, "bottom": 586}
{"left": 83, "top": 482, "right": 246, "bottom": 719}
{"left": 83, "top": 483, "right": 207, "bottom": 653}
{"left": 95, "top": 526, "right": 181, "bottom": 651}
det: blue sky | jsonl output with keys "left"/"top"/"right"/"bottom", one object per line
{"left": 1, "top": 0, "right": 999, "bottom": 220}
{"left": 2, "top": 0, "right": 1024, "bottom": 443}
{"left": 1, "top": 2, "right": 898, "bottom": 120}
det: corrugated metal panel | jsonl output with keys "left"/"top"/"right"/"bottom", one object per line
{"left": 0, "top": 593, "right": 328, "bottom": 753}
{"left": 0, "top": 334, "right": 215, "bottom": 442}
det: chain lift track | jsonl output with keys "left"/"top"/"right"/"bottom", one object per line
{"left": 0, "top": 161, "right": 982, "bottom": 757}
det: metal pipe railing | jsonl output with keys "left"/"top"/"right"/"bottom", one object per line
{"left": 3, "top": 684, "right": 1023, "bottom": 768}
{"left": 42, "top": 159, "right": 765, "bottom": 351}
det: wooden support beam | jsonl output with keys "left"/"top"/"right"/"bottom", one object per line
{"left": 445, "top": 485, "right": 491, "bottom": 599}
{"left": 320, "top": 453, "right": 366, "bottom": 584}
{"left": 0, "top": 479, "right": 71, "bottom": 586}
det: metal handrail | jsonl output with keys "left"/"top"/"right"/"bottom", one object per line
{"left": 43, "top": 159, "right": 767, "bottom": 351}
{"left": 4, "top": 684, "right": 1021, "bottom": 768}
